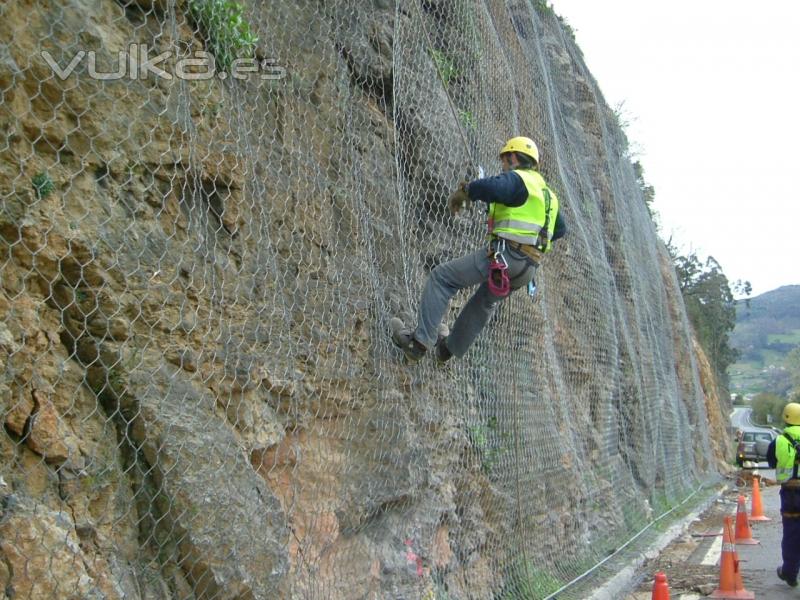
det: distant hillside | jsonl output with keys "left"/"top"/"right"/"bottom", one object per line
{"left": 730, "top": 285, "right": 800, "bottom": 393}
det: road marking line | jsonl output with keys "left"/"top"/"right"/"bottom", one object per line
{"left": 701, "top": 533, "right": 723, "bottom": 565}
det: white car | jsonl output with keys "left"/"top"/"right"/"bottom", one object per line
{"left": 737, "top": 429, "right": 777, "bottom": 465}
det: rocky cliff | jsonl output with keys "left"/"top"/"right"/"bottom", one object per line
{"left": 0, "top": 1, "right": 727, "bottom": 598}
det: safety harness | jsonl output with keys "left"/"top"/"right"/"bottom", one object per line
{"left": 535, "top": 187, "right": 554, "bottom": 252}
{"left": 486, "top": 173, "right": 555, "bottom": 298}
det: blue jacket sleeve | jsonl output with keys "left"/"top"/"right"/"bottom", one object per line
{"left": 466, "top": 172, "right": 528, "bottom": 207}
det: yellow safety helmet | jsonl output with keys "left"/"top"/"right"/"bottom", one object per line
{"left": 499, "top": 136, "right": 540, "bottom": 164}
{"left": 784, "top": 402, "right": 800, "bottom": 426}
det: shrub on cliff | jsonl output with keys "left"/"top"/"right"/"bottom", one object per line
{"left": 188, "top": 0, "right": 258, "bottom": 71}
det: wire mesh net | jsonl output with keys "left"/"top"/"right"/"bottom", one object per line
{"left": 1, "top": 0, "right": 718, "bottom": 598}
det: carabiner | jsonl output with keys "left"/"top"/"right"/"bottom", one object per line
{"left": 494, "top": 251, "right": 508, "bottom": 269}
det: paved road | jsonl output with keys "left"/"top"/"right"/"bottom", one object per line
{"left": 734, "top": 474, "right": 798, "bottom": 599}
{"left": 691, "top": 471, "right": 798, "bottom": 599}
{"left": 623, "top": 472, "right": 797, "bottom": 599}
{"left": 731, "top": 406, "right": 776, "bottom": 434}
{"left": 728, "top": 412, "right": 790, "bottom": 596}
{"left": 732, "top": 406, "right": 753, "bottom": 429}
{"left": 620, "top": 406, "right": 794, "bottom": 599}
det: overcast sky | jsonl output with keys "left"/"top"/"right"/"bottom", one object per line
{"left": 551, "top": 0, "right": 800, "bottom": 297}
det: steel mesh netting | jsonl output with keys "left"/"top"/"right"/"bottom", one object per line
{"left": 0, "top": 1, "right": 718, "bottom": 599}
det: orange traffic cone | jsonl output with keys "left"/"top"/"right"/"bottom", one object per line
{"left": 749, "top": 475, "right": 771, "bottom": 522}
{"left": 651, "top": 571, "right": 670, "bottom": 600}
{"left": 709, "top": 516, "right": 755, "bottom": 599}
{"left": 734, "top": 495, "right": 759, "bottom": 545}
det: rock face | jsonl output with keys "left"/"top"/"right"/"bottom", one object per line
{"left": 0, "top": 1, "right": 728, "bottom": 598}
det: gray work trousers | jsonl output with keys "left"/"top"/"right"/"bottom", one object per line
{"left": 413, "top": 246, "right": 537, "bottom": 358}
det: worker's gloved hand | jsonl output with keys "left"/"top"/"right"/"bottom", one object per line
{"left": 448, "top": 181, "right": 471, "bottom": 215}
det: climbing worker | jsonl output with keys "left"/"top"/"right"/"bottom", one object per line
{"left": 767, "top": 402, "right": 800, "bottom": 588}
{"left": 390, "top": 136, "right": 566, "bottom": 363}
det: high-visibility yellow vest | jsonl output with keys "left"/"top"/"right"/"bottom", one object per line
{"left": 776, "top": 425, "right": 800, "bottom": 483}
{"left": 488, "top": 169, "right": 559, "bottom": 252}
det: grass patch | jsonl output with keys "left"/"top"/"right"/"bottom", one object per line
{"left": 467, "top": 416, "right": 509, "bottom": 474}
{"left": 500, "top": 562, "right": 562, "bottom": 599}
{"left": 32, "top": 171, "right": 55, "bottom": 199}
{"left": 767, "top": 330, "right": 800, "bottom": 345}
{"left": 459, "top": 110, "right": 477, "bottom": 131}
{"left": 429, "top": 49, "right": 460, "bottom": 86}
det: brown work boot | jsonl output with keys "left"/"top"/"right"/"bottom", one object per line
{"left": 390, "top": 317, "right": 426, "bottom": 362}
{"left": 435, "top": 324, "right": 452, "bottom": 365}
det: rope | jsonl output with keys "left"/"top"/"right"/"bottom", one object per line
{"left": 411, "top": 0, "right": 479, "bottom": 175}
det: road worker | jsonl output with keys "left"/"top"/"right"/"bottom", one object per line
{"left": 390, "top": 136, "right": 566, "bottom": 363}
{"left": 767, "top": 402, "right": 800, "bottom": 588}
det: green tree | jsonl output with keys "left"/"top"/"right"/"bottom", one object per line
{"left": 764, "top": 368, "right": 793, "bottom": 396}
{"left": 751, "top": 392, "right": 786, "bottom": 426}
{"left": 668, "top": 246, "right": 750, "bottom": 397}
